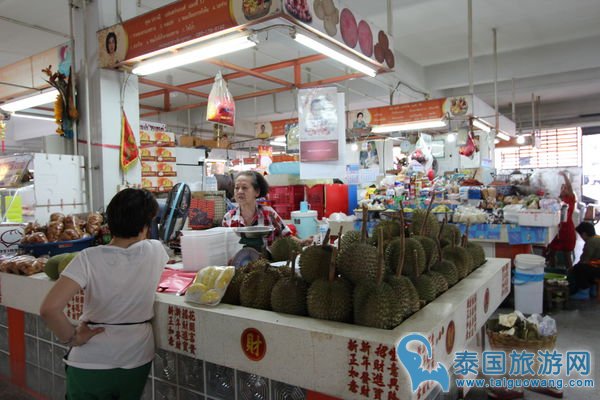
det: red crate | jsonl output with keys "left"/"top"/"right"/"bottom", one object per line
{"left": 325, "top": 184, "right": 348, "bottom": 217}
{"left": 268, "top": 185, "right": 305, "bottom": 210}
{"left": 307, "top": 184, "right": 325, "bottom": 219}
{"left": 272, "top": 203, "right": 292, "bottom": 220}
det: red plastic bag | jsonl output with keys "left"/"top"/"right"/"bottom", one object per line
{"left": 207, "top": 71, "right": 235, "bottom": 127}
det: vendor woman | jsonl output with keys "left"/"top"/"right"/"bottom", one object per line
{"left": 222, "top": 171, "right": 311, "bottom": 248}
{"left": 545, "top": 171, "right": 577, "bottom": 269}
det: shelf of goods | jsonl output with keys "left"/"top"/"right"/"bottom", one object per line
{"left": 0, "top": 258, "right": 510, "bottom": 400}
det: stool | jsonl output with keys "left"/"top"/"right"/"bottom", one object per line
{"left": 544, "top": 282, "right": 569, "bottom": 312}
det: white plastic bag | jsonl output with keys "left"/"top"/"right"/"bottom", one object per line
{"left": 185, "top": 266, "right": 235, "bottom": 306}
{"left": 206, "top": 72, "right": 235, "bottom": 127}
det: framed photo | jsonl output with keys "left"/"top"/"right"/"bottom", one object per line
{"left": 432, "top": 140, "right": 445, "bottom": 158}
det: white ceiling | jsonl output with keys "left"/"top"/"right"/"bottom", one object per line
{"left": 1, "top": 0, "right": 600, "bottom": 131}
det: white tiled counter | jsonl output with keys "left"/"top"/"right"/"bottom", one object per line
{"left": 0, "top": 258, "right": 511, "bottom": 400}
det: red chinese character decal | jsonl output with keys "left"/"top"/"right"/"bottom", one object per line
{"left": 466, "top": 293, "right": 477, "bottom": 340}
{"left": 484, "top": 287, "right": 490, "bottom": 314}
{"left": 502, "top": 264, "right": 510, "bottom": 296}
{"left": 166, "top": 305, "right": 196, "bottom": 356}
{"left": 446, "top": 320, "right": 456, "bottom": 355}
{"left": 241, "top": 328, "right": 267, "bottom": 361}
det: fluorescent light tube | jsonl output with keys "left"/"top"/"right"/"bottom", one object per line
{"left": 12, "top": 113, "right": 55, "bottom": 121}
{"left": 269, "top": 141, "right": 286, "bottom": 147}
{"left": 132, "top": 35, "right": 257, "bottom": 76}
{"left": 496, "top": 131, "right": 511, "bottom": 141}
{"left": 0, "top": 89, "right": 59, "bottom": 112}
{"left": 472, "top": 118, "right": 492, "bottom": 133}
{"left": 293, "top": 33, "right": 377, "bottom": 77}
{"left": 371, "top": 120, "right": 446, "bottom": 133}
{"left": 272, "top": 135, "right": 286, "bottom": 142}
{"left": 516, "top": 135, "right": 525, "bottom": 144}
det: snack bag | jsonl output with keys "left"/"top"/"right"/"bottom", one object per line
{"left": 206, "top": 72, "right": 235, "bottom": 127}
{"left": 185, "top": 266, "right": 235, "bottom": 306}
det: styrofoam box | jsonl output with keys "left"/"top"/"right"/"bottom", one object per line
{"left": 517, "top": 210, "right": 561, "bottom": 227}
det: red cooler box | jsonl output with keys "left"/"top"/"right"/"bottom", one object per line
{"left": 325, "top": 184, "right": 348, "bottom": 218}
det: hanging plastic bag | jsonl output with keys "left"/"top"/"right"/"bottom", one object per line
{"left": 206, "top": 71, "right": 235, "bottom": 127}
{"left": 410, "top": 133, "right": 433, "bottom": 171}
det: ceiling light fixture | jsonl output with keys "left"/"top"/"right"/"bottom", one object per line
{"left": 12, "top": 112, "right": 55, "bottom": 121}
{"left": 494, "top": 138, "right": 500, "bottom": 144}
{"left": 371, "top": 119, "right": 446, "bottom": 134}
{"left": 292, "top": 32, "right": 377, "bottom": 77}
{"left": 496, "top": 131, "right": 511, "bottom": 141}
{"left": 350, "top": 142, "right": 359, "bottom": 151}
{"left": 447, "top": 132, "right": 456, "bottom": 143}
{"left": 132, "top": 34, "right": 257, "bottom": 76}
{"left": 0, "top": 89, "right": 59, "bottom": 112}
{"left": 269, "top": 141, "right": 286, "bottom": 147}
{"left": 472, "top": 118, "right": 492, "bottom": 133}
{"left": 272, "top": 135, "right": 286, "bottom": 142}
{"left": 516, "top": 135, "right": 525, "bottom": 144}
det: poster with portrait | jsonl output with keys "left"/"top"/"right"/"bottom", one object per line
{"left": 298, "top": 87, "right": 339, "bottom": 162}
{"left": 359, "top": 141, "right": 380, "bottom": 169}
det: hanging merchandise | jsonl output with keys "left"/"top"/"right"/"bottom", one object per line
{"left": 459, "top": 125, "right": 479, "bottom": 159}
{"left": 207, "top": 71, "right": 235, "bottom": 127}
{"left": 42, "top": 65, "right": 78, "bottom": 139}
{"left": 408, "top": 133, "right": 433, "bottom": 176}
{"left": 120, "top": 111, "right": 139, "bottom": 171}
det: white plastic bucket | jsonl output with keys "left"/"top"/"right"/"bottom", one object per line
{"left": 181, "top": 227, "right": 242, "bottom": 270}
{"left": 513, "top": 254, "right": 545, "bottom": 315}
{"left": 291, "top": 210, "right": 318, "bottom": 239}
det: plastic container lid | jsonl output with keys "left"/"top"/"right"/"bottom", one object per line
{"left": 291, "top": 210, "right": 318, "bottom": 218}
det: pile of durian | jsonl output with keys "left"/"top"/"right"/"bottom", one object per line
{"left": 220, "top": 204, "right": 487, "bottom": 330}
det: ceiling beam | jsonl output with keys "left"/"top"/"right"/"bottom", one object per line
{"left": 207, "top": 60, "right": 293, "bottom": 88}
{"left": 234, "top": 87, "right": 291, "bottom": 101}
{"left": 140, "top": 104, "right": 163, "bottom": 111}
{"left": 138, "top": 78, "right": 209, "bottom": 98}
{"left": 139, "top": 54, "right": 327, "bottom": 99}
{"left": 297, "top": 73, "right": 365, "bottom": 89}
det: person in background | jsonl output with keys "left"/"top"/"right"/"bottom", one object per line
{"left": 545, "top": 171, "right": 577, "bottom": 269}
{"left": 40, "top": 189, "right": 168, "bottom": 399}
{"left": 222, "top": 171, "right": 311, "bottom": 248}
{"left": 569, "top": 222, "right": 600, "bottom": 299}
{"left": 105, "top": 32, "right": 119, "bottom": 64}
{"left": 353, "top": 112, "right": 367, "bottom": 129}
{"left": 215, "top": 173, "right": 236, "bottom": 211}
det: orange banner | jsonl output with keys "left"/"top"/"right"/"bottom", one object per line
{"left": 98, "top": 0, "right": 237, "bottom": 68}
{"left": 367, "top": 98, "right": 446, "bottom": 125}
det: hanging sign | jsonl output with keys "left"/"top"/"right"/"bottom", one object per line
{"left": 298, "top": 87, "right": 339, "bottom": 162}
{"left": 97, "top": 0, "right": 281, "bottom": 68}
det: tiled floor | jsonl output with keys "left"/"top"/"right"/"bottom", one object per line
{"left": 1, "top": 301, "right": 599, "bottom": 400}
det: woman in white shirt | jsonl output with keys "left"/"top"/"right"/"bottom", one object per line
{"left": 40, "top": 188, "right": 168, "bottom": 399}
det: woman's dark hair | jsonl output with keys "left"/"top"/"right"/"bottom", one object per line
{"left": 107, "top": 188, "right": 158, "bottom": 238}
{"left": 356, "top": 112, "right": 364, "bottom": 118}
{"left": 235, "top": 171, "right": 269, "bottom": 198}
{"left": 106, "top": 32, "right": 117, "bottom": 53}
{"left": 576, "top": 222, "right": 596, "bottom": 238}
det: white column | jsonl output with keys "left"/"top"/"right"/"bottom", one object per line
{"left": 72, "top": 0, "right": 141, "bottom": 211}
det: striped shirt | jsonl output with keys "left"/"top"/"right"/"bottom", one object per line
{"left": 222, "top": 204, "right": 291, "bottom": 247}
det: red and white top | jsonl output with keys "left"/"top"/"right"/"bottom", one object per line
{"left": 222, "top": 204, "right": 292, "bottom": 247}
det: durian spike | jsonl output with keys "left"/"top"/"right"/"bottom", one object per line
{"left": 322, "top": 229, "right": 331, "bottom": 248}
{"left": 361, "top": 204, "right": 368, "bottom": 242}
{"left": 328, "top": 248, "right": 338, "bottom": 283}
{"left": 462, "top": 223, "right": 470, "bottom": 247}
{"left": 376, "top": 228, "right": 385, "bottom": 285}
{"left": 420, "top": 190, "right": 436, "bottom": 236}
{"left": 396, "top": 210, "right": 406, "bottom": 278}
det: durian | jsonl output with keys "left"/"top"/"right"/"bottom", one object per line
{"left": 413, "top": 235, "right": 439, "bottom": 270}
{"left": 307, "top": 248, "right": 353, "bottom": 323}
{"left": 385, "top": 212, "right": 420, "bottom": 321}
{"left": 385, "top": 237, "right": 426, "bottom": 276}
{"left": 439, "top": 224, "right": 462, "bottom": 248}
{"left": 337, "top": 206, "right": 378, "bottom": 284}
{"left": 239, "top": 263, "right": 280, "bottom": 310}
{"left": 271, "top": 253, "right": 308, "bottom": 316}
{"left": 371, "top": 219, "right": 401, "bottom": 246}
{"left": 461, "top": 224, "right": 486, "bottom": 269}
{"left": 354, "top": 229, "right": 403, "bottom": 329}
{"left": 411, "top": 249, "right": 438, "bottom": 304}
{"left": 269, "top": 236, "right": 301, "bottom": 262}
{"left": 300, "top": 229, "right": 335, "bottom": 283}
{"left": 339, "top": 230, "right": 361, "bottom": 254}
{"left": 442, "top": 245, "right": 472, "bottom": 279}
{"left": 409, "top": 205, "right": 440, "bottom": 239}
{"left": 431, "top": 234, "right": 459, "bottom": 286}
{"left": 221, "top": 258, "right": 269, "bottom": 305}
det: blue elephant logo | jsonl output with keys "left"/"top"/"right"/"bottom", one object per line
{"left": 397, "top": 333, "right": 450, "bottom": 392}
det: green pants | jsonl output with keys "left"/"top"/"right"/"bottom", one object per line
{"left": 65, "top": 361, "right": 152, "bottom": 399}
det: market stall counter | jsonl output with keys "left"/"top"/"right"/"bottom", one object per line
{"left": 0, "top": 258, "right": 510, "bottom": 400}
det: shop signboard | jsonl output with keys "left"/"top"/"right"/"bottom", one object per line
{"left": 298, "top": 87, "right": 339, "bottom": 162}
{"left": 348, "top": 96, "right": 473, "bottom": 132}
{"left": 281, "top": 0, "right": 393, "bottom": 70}
{"left": 97, "top": 0, "right": 282, "bottom": 68}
